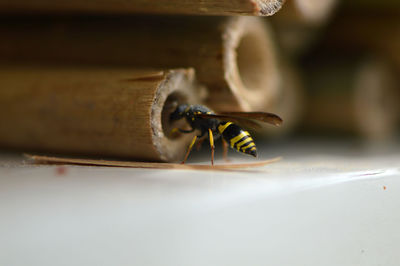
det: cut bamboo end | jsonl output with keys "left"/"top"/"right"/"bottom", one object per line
{"left": 254, "top": 0, "right": 286, "bottom": 16}
{"left": 216, "top": 17, "right": 281, "bottom": 112}
{"left": 0, "top": 67, "right": 204, "bottom": 162}
{"left": 152, "top": 69, "right": 205, "bottom": 161}
{"left": 0, "top": 0, "right": 285, "bottom": 16}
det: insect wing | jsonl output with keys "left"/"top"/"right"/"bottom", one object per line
{"left": 195, "top": 113, "right": 261, "bottom": 130}
{"left": 197, "top": 112, "right": 283, "bottom": 128}
{"left": 219, "top": 112, "right": 283, "bottom": 126}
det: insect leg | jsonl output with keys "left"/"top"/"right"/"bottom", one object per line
{"left": 181, "top": 135, "right": 197, "bottom": 164}
{"left": 208, "top": 129, "right": 215, "bottom": 166}
{"left": 222, "top": 138, "right": 229, "bottom": 162}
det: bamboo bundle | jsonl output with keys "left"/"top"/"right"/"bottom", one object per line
{"left": 0, "top": 16, "right": 281, "bottom": 113}
{"left": 300, "top": 57, "right": 400, "bottom": 140}
{"left": 0, "top": 0, "right": 285, "bottom": 16}
{"left": 0, "top": 67, "right": 204, "bottom": 161}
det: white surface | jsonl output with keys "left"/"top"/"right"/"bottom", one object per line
{"left": 0, "top": 141, "right": 399, "bottom": 266}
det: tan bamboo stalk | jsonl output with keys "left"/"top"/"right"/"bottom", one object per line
{"left": 0, "top": 67, "right": 204, "bottom": 162}
{"left": 0, "top": 16, "right": 281, "bottom": 113}
{"left": 300, "top": 58, "right": 400, "bottom": 141}
{"left": 0, "top": 0, "right": 285, "bottom": 16}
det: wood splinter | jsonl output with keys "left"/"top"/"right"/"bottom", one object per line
{"left": 26, "top": 154, "right": 282, "bottom": 171}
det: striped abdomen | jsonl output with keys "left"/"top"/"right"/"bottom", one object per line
{"left": 217, "top": 122, "right": 257, "bottom": 157}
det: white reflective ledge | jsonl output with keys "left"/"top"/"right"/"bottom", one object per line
{"left": 0, "top": 141, "right": 399, "bottom": 266}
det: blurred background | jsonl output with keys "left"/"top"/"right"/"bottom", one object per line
{"left": 1, "top": 1, "right": 400, "bottom": 265}
{"left": 268, "top": 0, "right": 400, "bottom": 145}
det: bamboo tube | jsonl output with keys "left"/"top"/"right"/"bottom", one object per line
{"left": 0, "top": 66, "right": 204, "bottom": 162}
{"left": 0, "top": 0, "right": 285, "bottom": 16}
{"left": 300, "top": 57, "right": 400, "bottom": 140}
{"left": 0, "top": 16, "right": 281, "bottom": 112}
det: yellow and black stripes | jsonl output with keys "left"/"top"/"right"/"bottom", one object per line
{"left": 218, "top": 122, "right": 257, "bottom": 157}
{"left": 217, "top": 121, "right": 233, "bottom": 134}
{"left": 170, "top": 104, "right": 260, "bottom": 163}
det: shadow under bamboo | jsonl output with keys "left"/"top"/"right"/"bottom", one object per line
{"left": 0, "top": 66, "right": 203, "bottom": 162}
{"left": 0, "top": 16, "right": 281, "bottom": 113}
{"left": 0, "top": 0, "right": 285, "bottom": 16}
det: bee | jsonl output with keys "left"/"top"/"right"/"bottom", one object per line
{"left": 170, "top": 104, "right": 283, "bottom": 165}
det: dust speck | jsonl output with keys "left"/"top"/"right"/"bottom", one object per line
{"left": 55, "top": 166, "right": 68, "bottom": 176}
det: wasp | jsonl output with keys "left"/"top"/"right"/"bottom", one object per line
{"left": 170, "top": 104, "right": 283, "bottom": 165}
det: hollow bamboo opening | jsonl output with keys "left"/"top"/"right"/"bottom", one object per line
{"left": 223, "top": 17, "right": 280, "bottom": 112}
